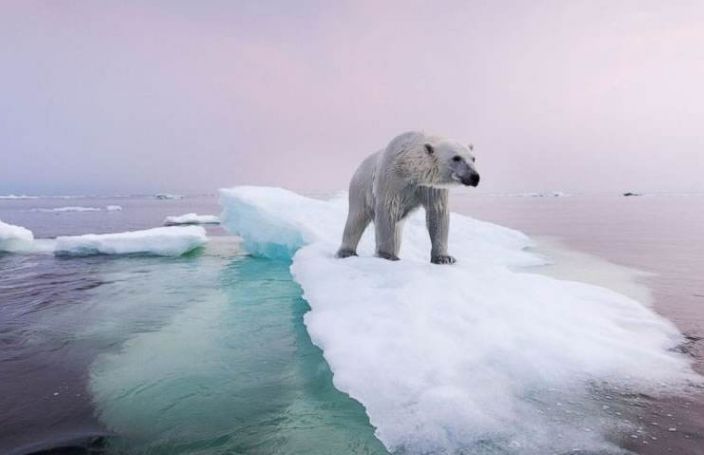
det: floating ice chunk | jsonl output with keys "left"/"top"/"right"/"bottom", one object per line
{"left": 512, "top": 191, "right": 571, "bottom": 198}
{"left": 54, "top": 226, "right": 207, "bottom": 256}
{"left": 35, "top": 205, "right": 123, "bottom": 212}
{"left": 34, "top": 206, "right": 102, "bottom": 212}
{"left": 220, "top": 186, "right": 699, "bottom": 454}
{"left": 163, "top": 213, "right": 219, "bottom": 226}
{"left": 0, "top": 194, "right": 38, "bottom": 199}
{"left": 0, "top": 219, "right": 34, "bottom": 252}
{"left": 154, "top": 193, "right": 184, "bottom": 200}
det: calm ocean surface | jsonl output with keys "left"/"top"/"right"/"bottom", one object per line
{"left": 0, "top": 193, "right": 702, "bottom": 454}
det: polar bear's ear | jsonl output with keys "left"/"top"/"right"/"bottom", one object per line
{"left": 468, "top": 144, "right": 474, "bottom": 151}
{"left": 424, "top": 144, "right": 434, "bottom": 155}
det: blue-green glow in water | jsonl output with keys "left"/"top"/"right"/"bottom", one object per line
{"left": 87, "top": 242, "right": 386, "bottom": 454}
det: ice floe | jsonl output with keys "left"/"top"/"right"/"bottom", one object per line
{"left": 514, "top": 191, "right": 571, "bottom": 198}
{"left": 154, "top": 193, "right": 184, "bottom": 200}
{"left": 163, "top": 213, "right": 219, "bottom": 226}
{"left": 32, "top": 205, "right": 122, "bottom": 213}
{"left": 0, "top": 219, "right": 35, "bottom": 252}
{"left": 54, "top": 226, "right": 207, "bottom": 256}
{"left": 0, "top": 220, "right": 206, "bottom": 256}
{"left": 0, "top": 194, "right": 39, "bottom": 199}
{"left": 33, "top": 206, "right": 102, "bottom": 212}
{"left": 220, "top": 186, "right": 699, "bottom": 454}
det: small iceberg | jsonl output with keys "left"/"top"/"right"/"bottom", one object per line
{"left": 0, "top": 222, "right": 206, "bottom": 257}
{"left": 220, "top": 186, "right": 698, "bottom": 454}
{"left": 515, "top": 191, "right": 570, "bottom": 198}
{"left": 0, "top": 219, "right": 34, "bottom": 252}
{"left": 34, "top": 206, "right": 102, "bottom": 213}
{"left": 54, "top": 226, "right": 207, "bottom": 257}
{"left": 154, "top": 193, "right": 184, "bottom": 200}
{"left": 163, "top": 213, "right": 219, "bottom": 226}
{"left": 33, "top": 205, "right": 123, "bottom": 212}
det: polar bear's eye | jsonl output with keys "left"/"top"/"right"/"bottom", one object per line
{"left": 472, "top": 157, "right": 476, "bottom": 163}
{"left": 452, "top": 156, "right": 462, "bottom": 162}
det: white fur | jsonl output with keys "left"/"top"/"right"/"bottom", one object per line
{"left": 337, "top": 131, "right": 478, "bottom": 263}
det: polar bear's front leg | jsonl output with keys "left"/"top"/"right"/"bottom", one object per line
{"left": 421, "top": 188, "right": 456, "bottom": 264}
{"left": 374, "top": 201, "right": 401, "bottom": 261}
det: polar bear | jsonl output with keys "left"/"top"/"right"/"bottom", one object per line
{"left": 336, "top": 131, "right": 480, "bottom": 264}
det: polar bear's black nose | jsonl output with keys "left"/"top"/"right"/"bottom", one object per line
{"left": 471, "top": 173, "right": 480, "bottom": 187}
{"left": 461, "top": 172, "right": 480, "bottom": 187}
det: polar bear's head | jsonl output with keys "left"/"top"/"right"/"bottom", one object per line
{"left": 423, "top": 138, "right": 480, "bottom": 188}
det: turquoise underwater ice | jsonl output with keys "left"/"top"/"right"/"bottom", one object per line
{"left": 87, "top": 242, "right": 387, "bottom": 454}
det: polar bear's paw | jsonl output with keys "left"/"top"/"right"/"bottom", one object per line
{"left": 336, "top": 248, "right": 358, "bottom": 259}
{"left": 431, "top": 254, "right": 456, "bottom": 265}
{"left": 377, "top": 251, "right": 400, "bottom": 261}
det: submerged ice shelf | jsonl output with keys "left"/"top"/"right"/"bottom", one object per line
{"left": 220, "top": 186, "right": 699, "bottom": 454}
{"left": 87, "top": 249, "right": 386, "bottom": 454}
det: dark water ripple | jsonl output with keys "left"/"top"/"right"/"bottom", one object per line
{"left": 0, "top": 254, "right": 112, "bottom": 454}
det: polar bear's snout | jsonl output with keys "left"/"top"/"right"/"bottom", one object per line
{"left": 450, "top": 158, "right": 480, "bottom": 187}
{"left": 461, "top": 171, "right": 480, "bottom": 187}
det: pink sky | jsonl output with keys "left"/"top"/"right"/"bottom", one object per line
{"left": 1, "top": 1, "right": 703, "bottom": 195}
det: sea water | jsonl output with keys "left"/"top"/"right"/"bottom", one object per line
{"left": 0, "top": 195, "right": 384, "bottom": 454}
{"left": 0, "top": 193, "right": 702, "bottom": 454}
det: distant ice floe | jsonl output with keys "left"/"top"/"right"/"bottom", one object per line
{"left": 163, "top": 213, "right": 219, "bottom": 226}
{"left": 54, "top": 226, "right": 207, "bottom": 256}
{"left": 220, "top": 186, "right": 699, "bottom": 454}
{"left": 518, "top": 191, "right": 570, "bottom": 198}
{"left": 154, "top": 193, "right": 184, "bottom": 200}
{"left": 34, "top": 206, "right": 102, "bottom": 212}
{"left": 0, "top": 194, "right": 39, "bottom": 200}
{"left": 0, "top": 219, "right": 34, "bottom": 252}
{"left": 486, "top": 191, "right": 572, "bottom": 198}
{"left": 33, "top": 205, "right": 123, "bottom": 213}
